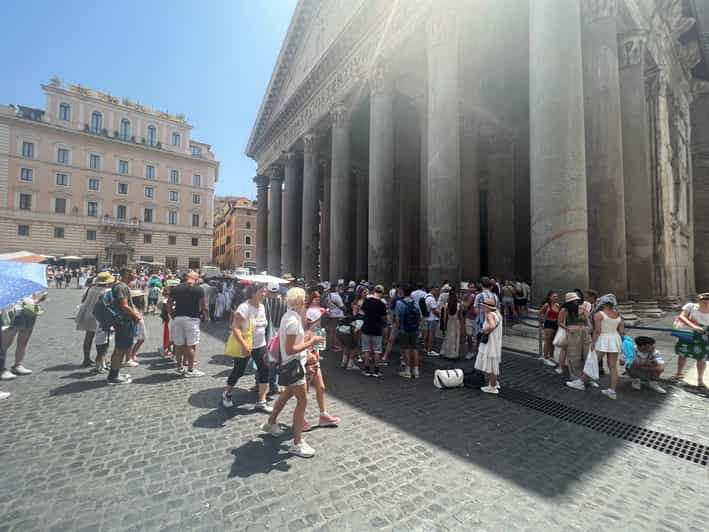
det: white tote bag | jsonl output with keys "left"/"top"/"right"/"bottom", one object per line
{"left": 433, "top": 369, "right": 464, "bottom": 389}
{"left": 552, "top": 327, "right": 567, "bottom": 348}
{"left": 583, "top": 349, "right": 599, "bottom": 381}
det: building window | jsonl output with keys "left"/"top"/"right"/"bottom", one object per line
{"left": 147, "top": 126, "right": 157, "bottom": 146}
{"left": 17, "top": 224, "right": 29, "bottom": 236}
{"left": 120, "top": 118, "right": 131, "bottom": 140}
{"left": 226, "top": 235, "right": 231, "bottom": 244}
{"left": 117, "top": 183, "right": 128, "bottom": 195}
{"left": 192, "top": 213, "right": 200, "bottom": 227}
{"left": 245, "top": 236, "right": 251, "bottom": 245}
{"left": 246, "top": 221, "right": 251, "bottom": 229}
{"left": 168, "top": 211, "right": 177, "bottom": 225}
{"left": 57, "top": 148, "right": 69, "bottom": 164}
{"left": 117, "top": 205, "right": 127, "bottom": 220}
{"left": 20, "top": 168, "right": 33, "bottom": 182}
{"left": 191, "top": 145, "right": 202, "bottom": 156}
{"left": 170, "top": 169, "right": 179, "bottom": 184}
{"left": 90, "top": 111, "right": 103, "bottom": 133}
{"left": 144, "top": 186, "right": 154, "bottom": 199}
{"left": 169, "top": 190, "right": 178, "bottom": 202}
{"left": 88, "top": 178, "right": 100, "bottom": 191}
{"left": 172, "top": 132, "right": 180, "bottom": 146}
{"left": 140, "top": 255, "right": 154, "bottom": 263}
{"left": 193, "top": 174, "right": 201, "bottom": 187}
{"left": 89, "top": 154, "right": 101, "bottom": 170}
{"left": 116, "top": 232, "right": 125, "bottom": 242}
{"left": 54, "top": 227, "right": 65, "bottom": 238}
{"left": 55, "top": 197, "right": 66, "bottom": 214}
{"left": 19, "top": 193, "right": 32, "bottom": 210}
{"left": 145, "top": 165, "right": 155, "bottom": 180}
{"left": 59, "top": 103, "right": 71, "bottom": 121}
{"left": 191, "top": 237, "right": 198, "bottom": 246}
{"left": 56, "top": 174, "right": 69, "bottom": 186}
{"left": 143, "top": 208, "right": 153, "bottom": 223}
{"left": 245, "top": 251, "right": 251, "bottom": 260}
{"left": 22, "top": 141, "right": 34, "bottom": 159}
{"left": 119, "top": 160, "right": 129, "bottom": 174}
{"left": 86, "top": 229, "right": 96, "bottom": 241}
{"left": 87, "top": 201, "right": 98, "bottom": 217}
{"left": 144, "top": 233, "right": 152, "bottom": 244}
{"left": 168, "top": 235, "right": 177, "bottom": 245}
{"left": 192, "top": 194, "right": 201, "bottom": 205}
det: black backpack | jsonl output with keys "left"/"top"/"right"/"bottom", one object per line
{"left": 419, "top": 294, "right": 431, "bottom": 318}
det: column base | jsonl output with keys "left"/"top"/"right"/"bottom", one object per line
{"left": 633, "top": 299, "right": 666, "bottom": 318}
{"left": 658, "top": 297, "right": 683, "bottom": 313}
{"left": 617, "top": 301, "right": 639, "bottom": 326}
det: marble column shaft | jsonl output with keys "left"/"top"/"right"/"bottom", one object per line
{"left": 486, "top": 136, "right": 516, "bottom": 280}
{"left": 355, "top": 170, "right": 369, "bottom": 281}
{"left": 283, "top": 152, "right": 301, "bottom": 277}
{"left": 320, "top": 160, "right": 331, "bottom": 282}
{"left": 253, "top": 174, "right": 269, "bottom": 273}
{"left": 301, "top": 134, "right": 319, "bottom": 281}
{"left": 418, "top": 102, "right": 429, "bottom": 285}
{"left": 582, "top": 0, "right": 628, "bottom": 298}
{"left": 460, "top": 114, "right": 480, "bottom": 281}
{"left": 427, "top": 6, "right": 461, "bottom": 283}
{"left": 530, "top": 0, "right": 589, "bottom": 300}
{"left": 267, "top": 168, "right": 283, "bottom": 275}
{"left": 368, "top": 67, "right": 395, "bottom": 285}
{"left": 329, "top": 105, "right": 352, "bottom": 282}
{"left": 619, "top": 33, "right": 656, "bottom": 299}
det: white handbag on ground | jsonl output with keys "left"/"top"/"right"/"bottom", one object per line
{"left": 552, "top": 327, "right": 567, "bottom": 347}
{"left": 583, "top": 349, "right": 599, "bottom": 380}
{"left": 433, "top": 369, "right": 464, "bottom": 389}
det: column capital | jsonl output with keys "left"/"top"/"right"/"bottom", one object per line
{"left": 268, "top": 165, "right": 283, "bottom": 182}
{"left": 303, "top": 132, "right": 319, "bottom": 154}
{"left": 253, "top": 174, "right": 269, "bottom": 188}
{"left": 369, "top": 63, "right": 392, "bottom": 96}
{"left": 618, "top": 32, "right": 647, "bottom": 69}
{"left": 331, "top": 105, "right": 349, "bottom": 128}
{"left": 283, "top": 151, "right": 299, "bottom": 163}
{"left": 581, "top": 0, "right": 617, "bottom": 24}
{"left": 428, "top": 3, "right": 458, "bottom": 47}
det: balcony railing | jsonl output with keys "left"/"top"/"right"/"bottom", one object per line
{"left": 102, "top": 215, "right": 142, "bottom": 232}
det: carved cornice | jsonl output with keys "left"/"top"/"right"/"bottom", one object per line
{"left": 369, "top": 63, "right": 391, "bottom": 96}
{"left": 303, "top": 132, "right": 318, "bottom": 154}
{"left": 331, "top": 105, "right": 349, "bottom": 128}
{"left": 618, "top": 32, "right": 647, "bottom": 69}
{"left": 253, "top": 174, "right": 269, "bottom": 189}
{"left": 581, "top": 0, "right": 617, "bottom": 24}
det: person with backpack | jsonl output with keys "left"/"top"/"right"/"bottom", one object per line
{"left": 147, "top": 281, "right": 162, "bottom": 314}
{"left": 360, "top": 284, "right": 388, "bottom": 377}
{"left": 75, "top": 272, "right": 113, "bottom": 367}
{"left": 396, "top": 284, "right": 422, "bottom": 378}
{"left": 106, "top": 268, "right": 142, "bottom": 385}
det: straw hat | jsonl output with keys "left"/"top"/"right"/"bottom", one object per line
{"left": 93, "top": 271, "right": 115, "bottom": 286}
{"left": 130, "top": 289, "right": 144, "bottom": 298}
{"left": 564, "top": 292, "right": 581, "bottom": 304}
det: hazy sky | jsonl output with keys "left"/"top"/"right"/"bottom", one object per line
{"left": 0, "top": 0, "right": 297, "bottom": 198}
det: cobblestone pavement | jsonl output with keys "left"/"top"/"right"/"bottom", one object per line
{"left": 1, "top": 289, "right": 707, "bottom": 532}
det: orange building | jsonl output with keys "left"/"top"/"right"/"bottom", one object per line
{"left": 212, "top": 196, "right": 256, "bottom": 270}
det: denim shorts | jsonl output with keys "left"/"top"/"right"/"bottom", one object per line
{"left": 361, "top": 334, "right": 383, "bottom": 354}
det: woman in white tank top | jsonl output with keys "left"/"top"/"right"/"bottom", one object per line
{"left": 592, "top": 299, "right": 624, "bottom": 400}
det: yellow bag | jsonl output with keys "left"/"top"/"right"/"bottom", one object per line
{"left": 225, "top": 317, "right": 252, "bottom": 358}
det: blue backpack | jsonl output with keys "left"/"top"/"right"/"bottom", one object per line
{"left": 401, "top": 299, "right": 420, "bottom": 333}
{"left": 92, "top": 289, "right": 125, "bottom": 329}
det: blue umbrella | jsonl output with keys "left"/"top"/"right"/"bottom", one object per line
{"left": 0, "top": 260, "right": 48, "bottom": 309}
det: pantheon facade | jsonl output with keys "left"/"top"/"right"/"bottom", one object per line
{"left": 246, "top": 0, "right": 709, "bottom": 311}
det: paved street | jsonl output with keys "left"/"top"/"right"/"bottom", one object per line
{"left": 1, "top": 289, "right": 708, "bottom": 532}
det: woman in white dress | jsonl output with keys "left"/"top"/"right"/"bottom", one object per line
{"left": 592, "top": 294, "right": 623, "bottom": 400}
{"left": 440, "top": 289, "right": 462, "bottom": 359}
{"left": 474, "top": 299, "right": 503, "bottom": 395}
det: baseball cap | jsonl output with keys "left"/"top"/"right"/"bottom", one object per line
{"left": 348, "top": 281, "right": 356, "bottom": 288}
{"left": 374, "top": 284, "right": 384, "bottom": 293}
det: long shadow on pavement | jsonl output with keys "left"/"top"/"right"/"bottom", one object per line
{"left": 229, "top": 436, "right": 293, "bottom": 477}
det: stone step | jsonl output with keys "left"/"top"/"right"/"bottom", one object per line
{"left": 634, "top": 299, "right": 666, "bottom": 318}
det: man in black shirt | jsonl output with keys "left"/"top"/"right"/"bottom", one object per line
{"left": 109, "top": 268, "right": 142, "bottom": 385}
{"left": 360, "top": 284, "right": 388, "bottom": 377}
{"left": 168, "top": 271, "right": 208, "bottom": 377}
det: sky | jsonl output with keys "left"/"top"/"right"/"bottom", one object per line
{"left": 0, "top": 0, "right": 297, "bottom": 199}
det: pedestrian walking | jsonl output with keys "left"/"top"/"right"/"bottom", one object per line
{"left": 168, "top": 271, "right": 207, "bottom": 377}
{"left": 360, "top": 284, "right": 388, "bottom": 377}
{"left": 0, "top": 291, "right": 46, "bottom": 380}
{"left": 475, "top": 299, "right": 503, "bottom": 394}
{"left": 473, "top": 278, "right": 499, "bottom": 356}
{"left": 585, "top": 294, "right": 623, "bottom": 399}
{"left": 396, "top": 284, "right": 421, "bottom": 379}
{"left": 538, "top": 291, "right": 560, "bottom": 367}
{"left": 423, "top": 287, "right": 441, "bottom": 357}
{"left": 670, "top": 292, "right": 709, "bottom": 387}
{"left": 303, "top": 306, "right": 339, "bottom": 429}
{"left": 75, "top": 272, "right": 113, "bottom": 367}
{"left": 106, "top": 268, "right": 141, "bottom": 385}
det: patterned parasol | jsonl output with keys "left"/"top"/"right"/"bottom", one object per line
{"left": 0, "top": 260, "right": 48, "bottom": 309}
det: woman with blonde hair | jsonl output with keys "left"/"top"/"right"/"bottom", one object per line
{"left": 261, "top": 287, "right": 323, "bottom": 458}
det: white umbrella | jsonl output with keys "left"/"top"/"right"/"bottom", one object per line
{"left": 59, "top": 255, "right": 82, "bottom": 261}
{"left": 236, "top": 274, "right": 290, "bottom": 285}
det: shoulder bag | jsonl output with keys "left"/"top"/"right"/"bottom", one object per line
{"left": 225, "top": 316, "right": 253, "bottom": 358}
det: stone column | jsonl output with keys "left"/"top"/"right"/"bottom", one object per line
{"left": 427, "top": 5, "right": 461, "bottom": 283}
{"left": 530, "top": 0, "right": 589, "bottom": 300}
{"left": 319, "top": 159, "right": 331, "bottom": 281}
{"left": 283, "top": 151, "right": 301, "bottom": 277}
{"left": 355, "top": 169, "right": 369, "bottom": 281}
{"left": 618, "top": 33, "right": 662, "bottom": 315}
{"left": 416, "top": 99, "right": 429, "bottom": 285}
{"left": 582, "top": 0, "right": 628, "bottom": 298}
{"left": 368, "top": 65, "right": 395, "bottom": 285}
{"left": 301, "top": 133, "right": 319, "bottom": 281}
{"left": 460, "top": 114, "right": 481, "bottom": 282}
{"left": 253, "top": 174, "right": 269, "bottom": 273}
{"left": 330, "top": 105, "right": 352, "bottom": 282}
{"left": 267, "top": 166, "right": 283, "bottom": 275}
{"left": 486, "top": 135, "right": 516, "bottom": 280}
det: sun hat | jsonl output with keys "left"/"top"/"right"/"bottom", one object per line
{"left": 374, "top": 284, "right": 385, "bottom": 293}
{"left": 482, "top": 299, "right": 497, "bottom": 311}
{"left": 130, "top": 289, "right": 144, "bottom": 298}
{"left": 349, "top": 280, "right": 356, "bottom": 288}
{"left": 94, "top": 271, "right": 115, "bottom": 285}
{"left": 564, "top": 292, "right": 581, "bottom": 304}
{"left": 698, "top": 292, "right": 709, "bottom": 301}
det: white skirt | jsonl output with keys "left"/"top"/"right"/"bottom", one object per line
{"left": 595, "top": 333, "right": 621, "bottom": 353}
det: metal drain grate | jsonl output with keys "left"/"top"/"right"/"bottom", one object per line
{"left": 499, "top": 388, "right": 709, "bottom": 466}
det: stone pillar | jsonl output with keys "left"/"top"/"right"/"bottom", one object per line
{"left": 283, "top": 151, "right": 301, "bottom": 277}
{"left": 416, "top": 99, "right": 429, "bottom": 285}
{"left": 581, "top": 0, "right": 628, "bottom": 298}
{"left": 618, "top": 33, "right": 662, "bottom": 315}
{"left": 319, "top": 159, "right": 331, "bottom": 282}
{"left": 368, "top": 65, "right": 395, "bottom": 285}
{"left": 301, "top": 133, "right": 319, "bottom": 281}
{"left": 267, "top": 166, "right": 283, "bottom": 275}
{"left": 486, "top": 135, "right": 516, "bottom": 280}
{"left": 329, "top": 105, "right": 352, "bottom": 282}
{"left": 530, "top": 0, "right": 589, "bottom": 301}
{"left": 460, "top": 114, "right": 481, "bottom": 282}
{"left": 355, "top": 169, "right": 369, "bottom": 281}
{"left": 427, "top": 5, "right": 461, "bottom": 283}
{"left": 253, "top": 174, "right": 269, "bottom": 273}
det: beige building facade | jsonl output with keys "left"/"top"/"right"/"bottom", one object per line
{"left": 212, "top": 196, "right": 257, "bottom": 270}
{"left": 0, "top": 78, "right": 219, "bottom": 271}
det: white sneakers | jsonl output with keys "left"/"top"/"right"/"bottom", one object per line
{"left": 412, "top": 367, "right": 420, "bottom": 379}
{"left": 399, "top": 368, "right": 411, "bottom": 379}
{"left": 0, "top": 390, "right": 10, "bottom": 400}
{"left": 543, "top": 358, "right": 557, "bottom": 367}
{"left": 481, "top": 385, "right": 499, "bottom": 395}
{"left": 464, "top": 352, "right": 475, "bottom": 360}
{"left": 183, "top": 368, "right": 204, "bottom": 378}
{"left": 289, "top": 440, "right": 315, "bottom": 458}
{"left": 631, "top": 379, "right": 642, "bottom": 390}
{"left": 261, "top": 421, "right": 284, "bottom": 437}
{"left": 428, "top": 351, "right": 440, "bottom": 357}
{"left": 254, "top": 401, "right": 273, "bottom": 413}
{"left": 0, "top": 369, "right": 16, "bottom": 380}
{"left": 554, "top": 367, "right": 564, "bottom": 375}
{"left": 647, "top": 381, "right": 666, "bottom": 394}
{"left": 566, "top": 379, "right": 585, "bottom": 391}
{"left": 125, "top": 360, "right": 139, "bottom": 368}
{"left": 12, "top": 365, "right": 32, "bottom": 375}
{"left": 601, "top": 388, "right": 617, "bottom": 400}
{"left": 221, "top": 391, "right": 234, "bottom": 408}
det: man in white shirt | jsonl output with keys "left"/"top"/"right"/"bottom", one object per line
{"left": 424, "top": 286, "right": 441, "bottom": 357}
{"left": 326, "top": 282, "right": 345, "bottom": 352}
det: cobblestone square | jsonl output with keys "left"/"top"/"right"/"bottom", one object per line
{"left": 1, "top": 289, "right": 708, "bottom": 531}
